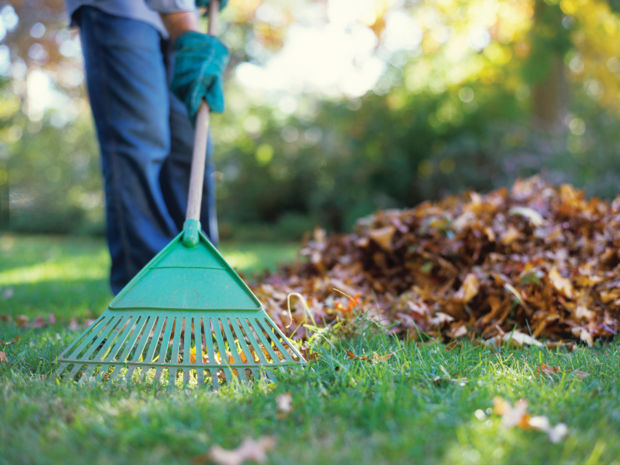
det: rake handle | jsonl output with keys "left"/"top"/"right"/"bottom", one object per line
{"left": 185, "top": 0, "right": 219, "bottom": 223}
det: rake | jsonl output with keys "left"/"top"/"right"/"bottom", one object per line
{"left": 57, "top": 1, "right": 304, "bottom": 387}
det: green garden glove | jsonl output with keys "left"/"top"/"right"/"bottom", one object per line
{"left": 170, "top": 31, "right": 229, "bottom": 121}
{"left": 196, "top": 0, "right": 228, "bottom": 9}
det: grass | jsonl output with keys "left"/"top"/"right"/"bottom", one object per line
{"left": 1, "top": 234, "right": 619, "bottom": 465}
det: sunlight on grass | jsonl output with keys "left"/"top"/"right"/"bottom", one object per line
{"left": 0, "top": 252, "right": 108, "bottom": 285}
{"left": 221, "top": 250, "right": 259, "bottom": 271}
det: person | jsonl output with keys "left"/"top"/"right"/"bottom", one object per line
{"left": 64, "top": 0, "right": 229, "bottom": 294}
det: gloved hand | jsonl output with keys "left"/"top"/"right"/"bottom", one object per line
{"left": 170, "top": 31, "right": 230, "bottom": 121}
{"left": 195, "top": 0, "right": 228, "bottom": 10}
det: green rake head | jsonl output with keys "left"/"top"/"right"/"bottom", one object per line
{"left": 57, "top": 225, "right": 304, "bottom": 388}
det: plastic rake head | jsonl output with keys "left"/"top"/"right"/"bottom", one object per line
{"left": 56, "top": 228, "right": 305, "bottom": 388}
{"left": 57, "top": 309, "right": 303, "bottom": 388}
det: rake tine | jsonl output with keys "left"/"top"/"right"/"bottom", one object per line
{"left": 58, "top": 315, "right": 105, "bottom": 361}
{"left": 96, "top": 316, "right": 136, "bottom": 382}
{"left": 82, "top": 316, "right": 127, "bottom": 380}
{"left": 247, "top": 318, "right": 280, "bottom": 364}
{"left": 239, "top": 319, "right": 269, "bottom": 364}
{"left": 194, "top": 316, "right": 205, "bottom": 385}
{"left": 257, "top": 317, "right": 295, "bottom": 363}
{"left": 70, "top": 316, "right": 118, "bottom": 380}
{"left": 139, "top": 316, "right": 166, "bottom": 383}
{"left": 262, "top": 316, "right": 303, "bottom": 361}
{"left": 221, "top": 317, "right": 246, "bottom": 381}
{"left": 63, "top": 316, "right": 109, "bottom": 378}
{"left": 107, "top": 319, "right": 144, "bottom": 383}
{"left": 211, "top": 317, "right": 228, "bottom": 367}
{"left": 57, "top": 363, "right": 69, "bottom": 377}
{"left": 169, "top": 317, "right": 183, "bottom": 389}
{"left": 204, "top": 317, "right": 216, "bottom": 365}
{"left": 124, "top": 316, "right": 156, "bottom": 383}
{"left": 154, "top": 317, "right": 174, "bottom": 383}
{"left": 183, "top": 317, "right": 192, "bottom": 386}
{"left": 231, "top": 318, "right": 256, "bottom": 365}
{"left": 107, "top": 316, "right": 144, "bottom": 383}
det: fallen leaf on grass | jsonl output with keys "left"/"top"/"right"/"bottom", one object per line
{"left": 0, "top": 351, "right": 9, "bottom": 364}
{"left": 571, "top": 370, "right": 590, "bottom": 380}
{"left": 492, "top": 397, "right": 568, "bottom": 443}
{"left": 538, "top": 363, "right": 560, "bottom": 376}
{"left": 487, "top": 331, "right": 544, "bottom": 348}
{"left": 14, "top": 314, "right": 57, "bottom": 329}
{"left": 276, "top": 392, "right": 293, "bottom": 419}
{"left": 195, "top": 436, "right": 276, "bottom": 465}
{"left": 0, "top": 336, "right": 20, "bottom": 346}
{"left": 346, "top": 350, "right": 394, "bottom": 363}
{"left": 15, "top": 315, "right": 29, "bottom": 328}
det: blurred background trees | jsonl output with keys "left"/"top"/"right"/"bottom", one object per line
{"left": 2, "top": 0, "right": 620, "bottom": 239}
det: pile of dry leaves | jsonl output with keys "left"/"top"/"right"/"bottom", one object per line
{"left": 254, "top": 177, "right": 619, "bottom": 346}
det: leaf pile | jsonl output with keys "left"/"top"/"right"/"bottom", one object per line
{"left": 255, "top": 177, "right": 619, "bottom": 345}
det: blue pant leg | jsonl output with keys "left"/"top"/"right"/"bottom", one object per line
{"left": 77, "top": 7, "right": 177, "bottom": 294}
{"left": 160, "top": 46, "right": 219, "bottom": 245}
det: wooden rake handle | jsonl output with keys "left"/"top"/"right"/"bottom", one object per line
{"left": 185, "top": 0, "right": 220, "bottom": 223}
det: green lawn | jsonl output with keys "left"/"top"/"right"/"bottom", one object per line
{"left": 1, "top": 234, "right": 619, "bottom": 465}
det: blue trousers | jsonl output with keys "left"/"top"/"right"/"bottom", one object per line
{"left": 76, "top": 6, "right": 218, "bottom": 294}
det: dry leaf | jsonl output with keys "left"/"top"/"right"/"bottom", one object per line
{"left": 0, "top": 336, "right": 20, "bottom": 346}
{"left": 346, "top": 350, "right": 393, "bottom": 363}
{"left": 371, "top": 352, "right": 394, "bottom": 363}
{"left": 492, "top": 397, "right": 568, "bottom": 443}
{"left": 0, "top": 351, "right": 9, "bottom": 364}
{"left": 538, "top": 363, "right": 560, "bottom": 376}
{"left": 509, "top": 206, "right": 545, "bottom": 226}
{"left": 501, "top": 331, "right": 543, "bottom": 348}
{"left": 368, "top": 226, "right": 395, "bottom": 251}
{"left": 455, "top": 273, "right": 479, "bottom": 303}
{"left": 15, "top": 315, "right": 28, "bottom": 329}
{"left": 253, "top": 177, "right": 620, "bottom": 347}
{"left": 571, "top": 370, "right": 590, "bottom": 380}
{"left": 199, "top": 436, "right": 276, "bottom": 465}
{"left": 549, "top": 267, "right": 574, "bottom": 299}
{"left": 276, "top": 392, "right": 293, "bottom": 418}
{"left": 579, "top": 328, "right": 593, "bottom": 347}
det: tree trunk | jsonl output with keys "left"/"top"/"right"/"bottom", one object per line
{"left": 533, "top": 56, "right": 568, "bottom": 132}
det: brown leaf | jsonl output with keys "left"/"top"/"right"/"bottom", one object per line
{"left": 548, "top": 267, "right": 574, "bottom": 299}
{"left": 371, "top": 351, "right": 394, "bottom": 363}
{"left": 0, "top": 351, "right": 9, "bottom": 364}
{"left": 346, "top": 350, "right": 393, "bottom": 363}
{"left": 455, "top": 273, "right": 479, "bottom": 303}
{"left": 538, "top": 363, "right": 560, "bottom": 376}
{"left": 0, "top": 336, "right": 20, "bottom": 346}
{"left": 15, "top": 315, "right": 29, "bottom": 329}
{"left": 197, "top": 437, "right": 276, "bottom": 465}
{"left": 368, "top": 226, "right": 396, "bottom": 251}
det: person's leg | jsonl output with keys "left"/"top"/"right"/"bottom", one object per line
{"left": 76, "top": 6, "right": 177, "bottom": 293}
{"left": 160, "top": 44, "right": 219, "bottom": 245}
